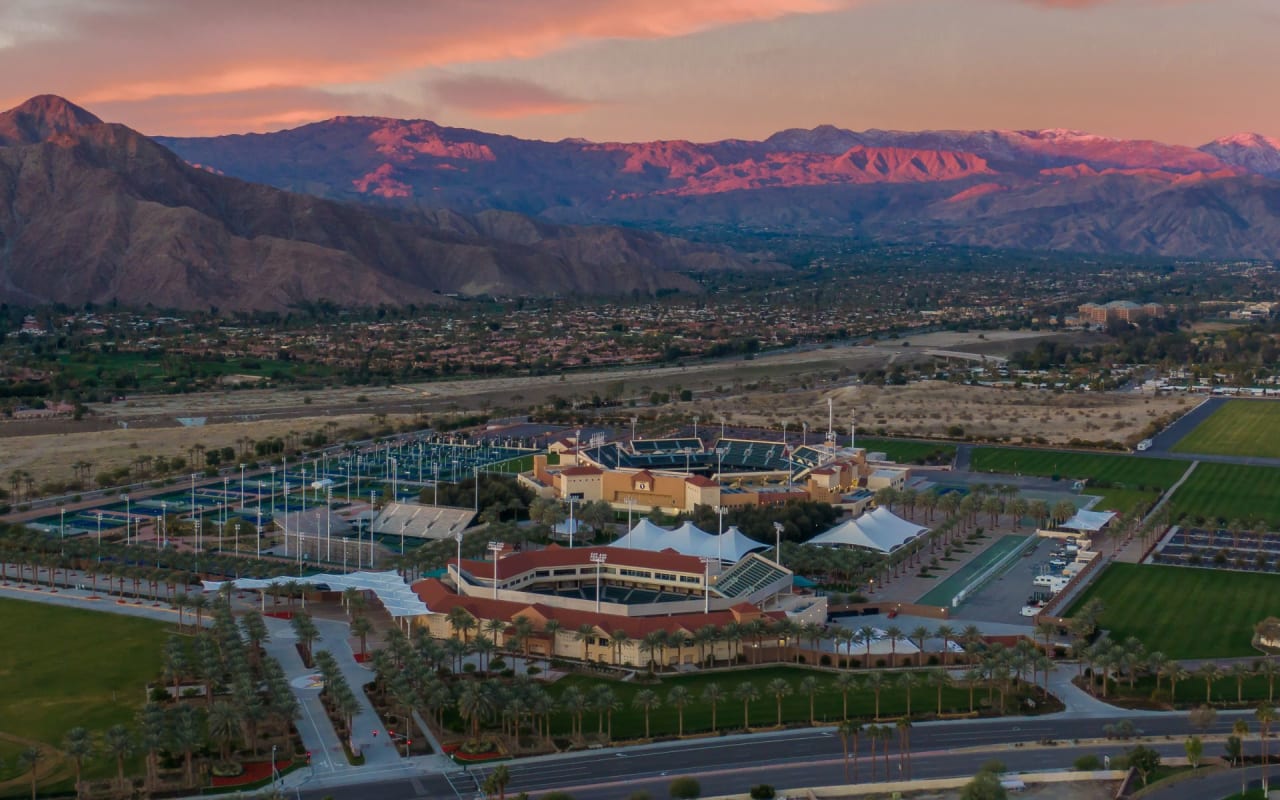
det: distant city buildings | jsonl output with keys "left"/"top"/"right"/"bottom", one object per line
{"left": 1077, "top": 300, "right": 1165, "bottom": 325}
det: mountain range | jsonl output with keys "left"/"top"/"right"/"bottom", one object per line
{"left": 158, "top": 118, "right": 1280, "bottom": 259}
{"left": 0, "top": 96, "right": 770, "bottom": 310}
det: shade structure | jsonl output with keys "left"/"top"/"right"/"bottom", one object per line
{"left": 1061, "top": 508, "right": 1116, "bottom": 532}
{"left": 806, "top": 507, "right": 928, "bottom": 553}
{"left": 609, "top": 519, "right": 768, "bottom": 563}
{"left": 202, "top": 570, "right": 429, "bottom": 617}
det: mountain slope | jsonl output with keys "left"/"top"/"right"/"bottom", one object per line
{"left": 0, "top": 97, "right": 770, "bottom": 309}
{"left": 156, "top": 115, "right": 1280, "bottom": 258}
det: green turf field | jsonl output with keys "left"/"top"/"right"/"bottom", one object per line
{"left": 1166, "top": 462, "right": 1280, "bottom": 527}
{"left": 1066, "top": 563, "right": 1280, "bottom": 658}
{"left": 970, "top": 447, "right": 1188, "bottom": 489}
{"left": 488, "top": 454, "right": 535, "bottom": 474}
{"left": 0, "top": 597, "right": 170, "bottom": 786}
{"left": 917, "top": 535, "right": 1030, "bottom": 607}
{"left": 1173, "top": 400, "right": 1280, "bottom": 458}
{"left": 1088, "top": 487, "right": 1161, "bottom": 515}
{"left": 857, "top": 438, "right": 957, "bottom": 465}
{"left": 542, "top": 666, "right": 974, "bottom": 739}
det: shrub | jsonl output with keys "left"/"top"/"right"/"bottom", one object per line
{"left": 543, "top": 793, "right": 576, "bottom": 800}
{"left": 527, "top": 666, "right": 542, "bottom": 675}
{"left": 819, "top": 655, "right": 832, "bottom": 667}
{"left": 627, "top": 793, "right": 653, "bottom": 800}
{"left": 668, "top": 777, "right": 701, "bottom": 800}
{"left": 489, "top": 658, "right": 507, "bottom": 671}
{"left": 749, "top": 785, "right": 776, "bottom": 799}
{"left": 1073, "top": 754, "right": 1101, "bottom": 771}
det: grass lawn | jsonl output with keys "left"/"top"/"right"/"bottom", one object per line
{"left": 1173, "top": 400, "right": 1280, "bottom": 458}
{"left": 0, "top": 597, "right": 171, "bottom": 785}
{"left": 1100, "top": 671, "right": 1280, "bottom": 707}
{"left": 1088, "top": 487, "right": 1161, "bottom": 516}
{"left": 1066, "top": 563, "right": 1280, "bottom": 658}
{"left": 970, "top": 448, "right": 1187, "bottom": 489}
{"left": 856, "top": 438, "right": 956, "bottom": 466}
{"left": 489, "top": 454, "right": 535, "bottom": 474}
{"left": 540, "top": 666, "right": 977, "bottom": 740}
{"left": 1166, "top": 462, "right": 1280, "bottom": 527}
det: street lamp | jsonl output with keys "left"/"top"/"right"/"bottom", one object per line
{"left": 123, "top": 494, "right": 130, "bottom": 546}
{"left": 692, "top": 415, "right": 700, "bottom": 442}
{"left": 488, "top": 541, "right": 503, "bottom": 599}
{"left": 715, "top": 505, "right": 726, "bottom": 562}
{"left": 59, "top": 508, "right": 65, "bottom": 555}
{"left": 625, "top": 498, "right": 636, "bottom": 537}
{"left": 235, "top": 523, "right": 241, "bottom": 557}
{"left": 96, "top": 511, "right": 103, "bottom": 562}
{"left": 773, "top": 521, "right": 785, "bottom": 566}
{"left": 454, "top": 530, "right": 464, "bottom": 580}
{"left": 590, "top": 552, "right": 607, "bottom": 612}
{"left": 239, "top": 463, "right": 246, "bottom": 501}
{"left": 160, "top": 501, "right": 168, "bottom": 548}
{"left": 256, "top": 510, "right": 262, "bottom": 560}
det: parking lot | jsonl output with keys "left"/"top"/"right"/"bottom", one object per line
{"left": 949, "top": 536, "right": 1070, "bottom": 625}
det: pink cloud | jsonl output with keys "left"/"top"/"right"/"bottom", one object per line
{"left": 0, "top": 0, "right": 854, "bottom": 134}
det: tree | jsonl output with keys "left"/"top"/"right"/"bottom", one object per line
{"left": 928, "top": 668, "right": 952, "bottom": 716}
{"left": 207, "top": 702, "right": 243, "bottom": 761}
{"left": 484, "top": 764, "right": 512, "bottom": 800}
{"left": 668, "top": 776, "right": 701, "bottom": 800}
{"left": 63, "top": 726, "right": 94, "bottom": 798}
{"left": 105, "top": 723, "right": 134, "bottom": 789}
{"left": 701, "top": 683, "right": 725, "bottom": 733}
{"left": 18, "top": 745, "right": 42, "bottom": 800}
{"left": 1127, "top": 745, "right": 1161, "bottom": 786}
{"left": 1184, "top": 736, "right": 1204, "bottom": 769}
{"left": 667, "top": 686, "right": 692, "bottom": 737}
{"left": 834, "top": 672, "right": 859, "bottom": 720}
{"left": 458, "top": 683, "right": 496, "bottom": 740}
{"left": 865, "top": 671, "right": 887, "bottom": 720}
{"left": 1257, "top": 703, "right": 1276, "bottom": 794}
{"left": 633, "top": 690, "right": 661, "bottom": 739}
{"left": 799, "top": 676, "right": 819, "bottom": 726}
{"left": 837, "top": 720, "right": 861, "bottom": 782}
{"left": 1196, "top": 663, "right": 1221, "bottom": 704}
{"left": 766, "top": 678, "right": 793, "bottom": 727}
{"left": 351, "top": 615, "right": 374, "bottom": 659}
{"left": 959, "top": 768, "right": 1007, "bottom": 800}
{"left": 735, "top": 682, "right": 759, "bottom": 730}
{"left": 575, "top": 623, "right": 597, "bottom": 662}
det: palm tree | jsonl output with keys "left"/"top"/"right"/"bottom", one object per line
{"left": 1196, "top": 663, "right": 1221, "bottom": 704}
{"left": 611, "top": 629, "right": 631, "bottom": 666}
{"left": 1258, "top": 704, "right": 1276, "bottom": 794}
{"left": 799, "top": 676, "right": 820, "bottom": 725}
{"left": 884, "top": 626, "right": 904, "bottom": 666}
{"left": 766, "top": 677, "right": 793, "bottom": 727}
{"left": 350, "top": 615, "right": 374, "bottom": 660}
{"left": 483, "top": 763, "right": 512, "bottom": 800}
{"left": 897, "top": 672, "right": 919, "bottom": 717}
{"left": 640, "top": 630, "right": 665, "bottom": 672}
{"left": 1231, "top": 662, "right": 1255, "bottom": 704}
{"left": 667, "top": 686, "right": 692, "bottom": 736}
{"left": 575, "top": 623, "right": 597, "bottom": 663}
{"left": 735, "top": 681, "right": 759, "bottom": 730}
{"left": 542, "top": 619, "right": 562, "bottom": 664}
{"left": 964, "top": 668, "right": 983, "bottom": 713}
{"left": 834, "top": 672, "right": 860, "bottom": 720}
{"left": 909, "top": 626, "right": 931, "bottom": 667}
{"left": 105, "top": 724, "right": 134, "bottom": 790}
{"left": 591, "top": 686, "right": 620, "bottom": 741}
{"left": 561, "top": 686, "right": 589, "bottom": 739}
{"left": 63, "top": 727, "right": 94, "bottom": 798}
{"left": 483, "top": 618, "right": 506, "bottom": 650}
{"left": 896, "top": 717, "right": 913, "bottom": 778}
{"left": 207, "top": 702, "right": 243, "bottom": 761}
{"left": 632, "top": 689, "right": 661, "bottom": 739}
{"left": 170, "top": 705, "right": 203, "bottom": 786}
{"left": 701, "top": 683, "right": 726, "bottom": 733}
{"left": 865, "top": 671, "right": 887, "bottom": 720}
{"left": 18, "top": 745, "right": 42, "bottom": 800}
{"left": 857, "top": 625, "right": 878, "bottom": 666}
{"left": 447, "top": 606, "right": 477, "bottom": 643}
{"left": 838, "top": 720, "right": 862, "bottom": 782}
{"left": 457, "top": 683, "right": 496, "bottom": 740}
{"left": 928, "top": 668, "right": 952, "bottom": 715}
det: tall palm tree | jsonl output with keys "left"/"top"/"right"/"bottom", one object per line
{"left": 170, "top": 705, "right": 203, "bottom": 787}
{"left": 667, "top": 686, "right": 692, "bottom": 736}
{"left": 18, "top": 745, "right": 42, "bottom": 800}
{"left": 1231, "top": 662, "right": 1255, "bottom": 704}
{"left": 701, "top": 683, "right": 726, "bottom": 733}
{"left": 857, "top": 625, "right": 878, "bottom": 666}
{"left": 632, "top": 689, "right": 661, "bottom": 739}
{"left": 575, "top": 623, "right": 597, "bottom": 662}
{"left": 896, "top": 717, "right": 913, "bottom": 778}
{"left": 447, "top": 606, "right": 477, "bottom": 643}
{"left": 484, "top": 617, "right": 507, "bottom": 649}
{"left": 838, "top": 720, "right": 862, "bottom": 782}
{"left": 735, "top": 682, "right": 759, "bottom": 730}
{"left": 610, "top": 629, "right": 631, "bottom": 667}
{"left": 542, "top": 619, "right": 562, "bottom": 664}
{"left": 1196, "top": 663, "right": 1222, "bottom": 704}
{"left": 105, "top": 724, "right": 134, "bottom": 790}
{"left": 766, "top": 678, "right": 793, "bottom": 727}
{"left": 928, "top": 668, "right": 952, "bottom": 715}
{"left": 457, "top": 682, "right": 496, "bottom": 739}
{"left": 897, "top": 672, "right": 919, "bottom": 717}
{"left": 834, "top": 672, "right": 860, "bottom": 720}
{"left": 1257, "top": 704, "right": 1276, "bottom": 794}
{"left": 63, "top": 727, "right": 94, "bottom": 798}
{"left": 884, "top": 626, "right": 904, "bottom": 667}
{"left": 590, "top": 686, "right": 620, "bottom": 741}
{"left": 799, "top": 676, "right": 820, "bottom": 726}
{"left": 865, "top": 671, "right": 887, "bottom": 720}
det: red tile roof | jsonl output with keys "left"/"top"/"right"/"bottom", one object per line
{"left": 685, "top": 475, "right": 719, "bottom": 487}
{"left": 559, "top": 466, "right": 603, "bottom": 477}
{"left": 411, "top": 578, "right": 782, "bottom": 639}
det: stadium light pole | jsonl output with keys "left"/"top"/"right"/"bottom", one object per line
{"left": 96, "top": 511, "right": 103, "bottom": 563}
{"left": 802, "top": 422, "right": 808, "bottom": 447}
{"left": 256, "top": 510, "right": 262, "bottom": 561}
{"left": 773, "top": 521, "right": 785, "bottom": 566}
{"left": 630, "top": 416, "right": 637, "bottom": 441}
{"left": 568, "top": 497, "right": 577, "bottom": 548}
{"left": 222, "top": 477, "right": 229, "bottom": 532}
{"left": 270, "top": 466, "right": 277, "bottom": 511}
{"left": 160, "top": 501, "right": 167, "bottom": 549}
{"left": 234, "top": 523, "right": 240, "bottom": 559}
{"left": 692, "top": 415, "right": 699, "bottom": 442}
{"left": 473, "top": 465, "right": 479, "bottom": 513}
{"left": 700, "top": 556, "right": 714, "bottom": 614}
{"left": 716, "top": 505, "right": 726, "bottom": 563}
{"left": 591, "top": 552, "right": 607, "bottom": 612}
{"left": 326, "top": 487, "right": 333, "bottom": 563}
{"left": 59, "top": 508, "right": 65, "bottom": 555}
{"left": 190, "top": 472, "right": 197, "bottom": 529}
{"left": 369, "top": 491, "right": 376, "bottom": 565}
{"left": 454, "top": 530, "right": 463, "bottom": 579}
{"left": 123, "top": 494, "right": 130, "bottom": 546}
{"left": 390, "top": 457, "right": 398, "bottom": 503}
{"left": 625, "top": 498, "right": 636, "bottom": 538}
{"left": 239, "top": 463, "right": 246, "bottom": 502}
{"left": 301, "top": 468, "right": 308, "bottom": 516}
{"left": 433, "top": 462, "right": 440, "bottom": 507}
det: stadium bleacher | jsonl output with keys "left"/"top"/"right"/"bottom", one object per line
{"left": 715, "top": 554, "right": 790, "bottom": 599}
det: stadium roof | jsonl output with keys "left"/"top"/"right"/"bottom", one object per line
{"left": 806, "top": 507, "right": 928, "bottom": 553}
{"left": 370, "top": 503, "right": 475, "bottom": 540}
{"left": 610, "top": 520, "right": 769, "bottom": 563}
{"left": 455, "top": 544, "right": 707, "bottom": 581}
{"left": 1061, "top": 509, "right": 1116, "bottom": 532}
{"left": 201, "top": 571, "right": 428, "bottom": 617}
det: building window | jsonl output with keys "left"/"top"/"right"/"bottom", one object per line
{"left": 654, "top": 572, "right": 676, "bottom": 582}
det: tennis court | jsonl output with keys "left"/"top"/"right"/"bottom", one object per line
{"left": 916, "top": 534, "right": 1031, "bottom": 608}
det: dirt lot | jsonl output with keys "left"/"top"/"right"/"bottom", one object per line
{"left": 3, "top": 329, "right": 1158, "bottom": 491}
{"left": 687, "top": 380, "right": 1191, "bottom": 447}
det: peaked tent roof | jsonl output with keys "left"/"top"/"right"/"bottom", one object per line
{"left": 609, "top": 520, "right": 768, "bottom": 563}
{"left": 201, "top": 570, "right": 429, "bottom": 617}
{"left": 806, "top": 507, "right": 928, "bottom": 553}
{"left": 1061, "top": 508, "right": 1116, "bottom": 532}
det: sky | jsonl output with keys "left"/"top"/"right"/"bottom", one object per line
{"left": 0, "top": 0, "right": 1276, "bottom": 144}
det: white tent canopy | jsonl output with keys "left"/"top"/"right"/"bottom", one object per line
{"left": 202, "top": 570, "right": 429, "bottom": 617}
{"left": 806, "top": 507, "right": 927, "bottom": 553}
{"left": 609, "top": 520, "right": 768, "bottom": 563}
{"left": 1061, "top": 508, "right": 1116, "bottom": 532}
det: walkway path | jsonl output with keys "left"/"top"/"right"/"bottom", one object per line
{"left": 1114, "top": 460, "right": 1198, "bottom": 564}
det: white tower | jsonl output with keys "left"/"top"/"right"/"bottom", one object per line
{"left": 825, "top": 397, "right": 837, "bottom": 447}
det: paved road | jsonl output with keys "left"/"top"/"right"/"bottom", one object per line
{"left": 1145, "top": 396, "right": 1223, "bottom": 454}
